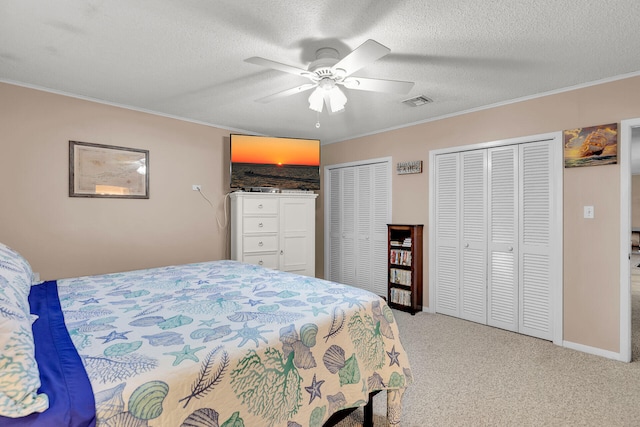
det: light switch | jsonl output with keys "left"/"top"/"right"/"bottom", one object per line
{"left": 584, "top": 205, "right": 594, "bottom": 219}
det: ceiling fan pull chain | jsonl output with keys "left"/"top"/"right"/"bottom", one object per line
{"left": 316, "top": 111, "right": 321, "bottom": 129}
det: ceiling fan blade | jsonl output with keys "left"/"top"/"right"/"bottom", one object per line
{"left": 255, "top": 83, "right": 316, "bottom": 103}
{"left": 342, "top": 77, "right": 414, "bottom": 94}
{"left": 332, "top": 39, "right": 390, "bottom": 77}
{"left": 245, "top": 57, "right": 311, "bottom": 77}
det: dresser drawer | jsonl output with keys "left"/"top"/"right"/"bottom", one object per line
{"left": 243, "top": 253, "right": 278, "bottom": 269}
{"left": 243, "top": 198, "right": 278, "bottom": 214}
{"left": 243, "top": 235, "right": 278, "bottom": 252}
{"left": 243, "top": 216, "right": 278, "bottom": 233}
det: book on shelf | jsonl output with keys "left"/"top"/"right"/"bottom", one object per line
{"left": 389, "top": 249, "right": 412, "bottom": 266}
{"left": 401, "top": 237, "right": 412, "bottom": 248}
{"left": 389, "top": 268, "right": 412, "bottom": 286}
{"left": 390, "top": 287, "right": 412, "bottom": 306}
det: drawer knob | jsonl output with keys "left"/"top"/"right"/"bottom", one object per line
{"left": 258, "top": 260, "right": 263, "bottom": 265}
{"left": 258, "top": 204, "right": 263, "bottom": 209}
{"left": 258, "top": 241, "right": 263, "bottom": 247}
{"left": 258, "top": 222, "right": 263, "bottom": 228}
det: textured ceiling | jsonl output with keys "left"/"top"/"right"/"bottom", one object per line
{"left": 2, "top": 0, "right": 640, "bottom": 144}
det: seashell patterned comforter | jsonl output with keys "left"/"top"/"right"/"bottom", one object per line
{"left": 57, "top": 260, "right": 413, "bottom": 427}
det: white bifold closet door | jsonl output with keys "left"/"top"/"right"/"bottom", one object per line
{"left": 327, "top": 161, "right": 390, "bottom": 297}
{"left": 518, "top": 141, "right": 553, "bottom": 340}
{"left": 434, "top": 140, "right": 554, "bottom": 341}
{"left": 329, "top": 167, "right": 356, "bottom": 285}
{"left": 461, "top": 150, "right": 488, "bottom": 324}
{"left": 487, "top": 146, "right": 519, "bottom": 332}
{"left": 434, "top": 153, "right": 461, "bottom": 317}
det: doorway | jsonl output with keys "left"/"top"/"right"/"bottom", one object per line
{"left": 620, "top": 119, "right": 640, "bottom": 362}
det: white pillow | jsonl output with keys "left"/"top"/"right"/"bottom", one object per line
{"left": 0, "top": 243, "right": 49, "bottom": 417}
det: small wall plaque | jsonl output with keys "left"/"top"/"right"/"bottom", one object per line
{"left": 396, "top": 160, "right": 423, "bottom": 175}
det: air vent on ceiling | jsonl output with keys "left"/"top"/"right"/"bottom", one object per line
{"left": 402, "top": 95, "right": 433, "bottom": 107}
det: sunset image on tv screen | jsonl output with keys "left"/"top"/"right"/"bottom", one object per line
{"left": 231, "top": 135, "right": 319, "bottom": 166}
{"left": 230, "top": 135, "right": 320, "bottom": 190}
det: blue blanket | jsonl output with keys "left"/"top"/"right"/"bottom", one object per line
{"left": 0, "top": 281, "right": 96, "bottom": 427}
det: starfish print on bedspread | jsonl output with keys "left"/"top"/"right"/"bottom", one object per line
{"left": 340, "top": 296, "right": 366, "bottom": 310}
{"left": 222, "top": 322, "right": 273, "bottom": 347}
{"left": 305, "top": 374, "right": 325, "bottom": 404}
{"left": 199, "top": 317, "right": 218, "bottom": 327}
{"left": 164, "top": 344, "right": 206, "bottom": 366}
{"left": 97, "top": 330, "right": 132, "bottom": 343}
{"left": 387, "top": 345, "right": 400, "bottom": 367}
{"left": 305, "top": 306, "right": 329, "bottom": 317}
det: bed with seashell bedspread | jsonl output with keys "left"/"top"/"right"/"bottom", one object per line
{"left": 35, "top": 260, "right": 412, "bottom": 426}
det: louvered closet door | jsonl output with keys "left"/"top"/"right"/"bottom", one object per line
{"left": 519, "top": 141, "right": 553, "bottom": 340}
{"left": 434, "top": 153, "right": 461, "bottom": 317}
{"left": 340, "top": 168, "right": 357, "bottom": 286}
{"left": 371, "top": 162, "right": 390, "bottom": 297}
{"left": 328, "top": 168, "right": 356, "bottom": 285}
{"left": 356, "top": 165, "right": 373, "bottom": 292}
{"left": 327, "top": 161, "right": 390, "bottom": 294}
{"left": 487, "top": 146, "right": 519, "bottom": 332}
{"left": 354, "top": 163, "right": 390, "bottom": 297}
{"left": 328, "top": 169, "right": 343, "bottom": 283}
{"left": 460, "top": 150, "right": 487, "bottom": 323}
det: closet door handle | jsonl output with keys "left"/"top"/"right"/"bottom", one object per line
{"left": 280, "top": 250, "right": 284, "bottom": 255}
{"left": 464, "top": 243, "right": 469, "bottom": 248}
{"left": 258, "top": 260, "right": 263, "bottom": 265}
{"left": 258, "top": 204, "right": 263, "bottom": 209}
{"left": 258, "top": 222, "right": 263, "bottom": 228}
{"left": 258, "top": 241, "right": 263, "bottom": 247}
{"left": 508, "top": 246, "right": 513, "bottom": 252}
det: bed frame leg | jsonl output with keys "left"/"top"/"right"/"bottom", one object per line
{"left": 363, "top": 395, "right": 373, "bottom": 427}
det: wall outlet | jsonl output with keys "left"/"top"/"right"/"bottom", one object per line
{"left": 192, "top": 185, "right": 201, "bottom": 191}
{"left": 584, "top": 205, "right": 594, "bottom": 219}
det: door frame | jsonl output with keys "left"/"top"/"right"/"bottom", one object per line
{"left": 619, "top": 118, "right": 640, "bottom": 362}
{"left": 428, "top": 131, "right": 564, "bottom": 345}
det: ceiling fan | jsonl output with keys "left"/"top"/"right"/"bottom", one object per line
{"left": 245, "top": 39, "right": 415, "bottom": 114}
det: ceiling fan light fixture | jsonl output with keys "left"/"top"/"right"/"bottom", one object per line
{"left": 308, "top": 87, "right": 324, "bottom": 112}
{"left": 329, "top": 86, "right": 347, "bottom": 113}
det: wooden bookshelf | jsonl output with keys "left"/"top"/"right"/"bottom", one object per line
{"left": 387, "top": 224, "right": 423, "bottom": 314}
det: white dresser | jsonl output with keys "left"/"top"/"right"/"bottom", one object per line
{"left": 230, "top": 192, "right": 318, "bottom": 277}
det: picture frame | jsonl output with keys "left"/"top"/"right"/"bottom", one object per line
{"left": 563, "top": 123, "right": 618, "bottom": 168}
{"left": 69, "top": 141, "right": 149, "bottom": 198}
{"left": 396, "top": 160, "right": 423, "bottom": 175}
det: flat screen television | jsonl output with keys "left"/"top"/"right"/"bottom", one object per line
{"left": 230, "top": 134, "right": 320, "bottom": 191}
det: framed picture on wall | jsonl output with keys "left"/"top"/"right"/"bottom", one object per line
{"left": 563, "top": 123, "right": 618, "bottom": 168}
{"left": 69, "top": 141, "right": 149, "bottom": 198}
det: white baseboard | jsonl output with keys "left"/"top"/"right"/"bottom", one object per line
{"left": 563, "top": 340, "right": 625, "bottom": 362}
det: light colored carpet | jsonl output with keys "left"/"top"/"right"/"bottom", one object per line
{"left": 337, "top": 263, "right": 640, "bottom": 427}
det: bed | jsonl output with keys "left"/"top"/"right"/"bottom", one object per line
{"left": 0, "top": 242, "right": 412, "bottom": 426}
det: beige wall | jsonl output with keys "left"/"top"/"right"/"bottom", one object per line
{"left": 3, "top": 75, "right": 640, "bottom": 355}
{"left": 320, "top": 75, "right": 640, "bottom": 353}
{"left": 0, "top": 83, "right": 231, "bottom": 280}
